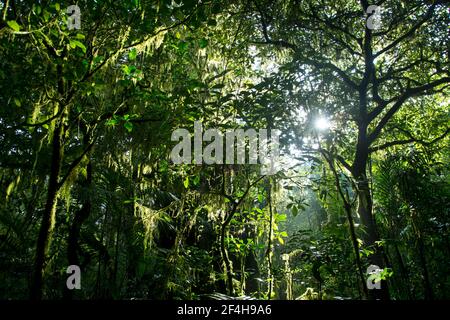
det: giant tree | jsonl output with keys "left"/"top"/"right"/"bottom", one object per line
{"left": 239, "top": 0, "right": 449, "bottom": 299}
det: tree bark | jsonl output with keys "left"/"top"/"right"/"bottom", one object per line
{"left": 352, "top": 143, "right": 390, "bottom": 300}
{"left": 322, "top": 151, "right": 367, "bottom": 298}
{"left": 30, "top": 119, "right": 64, "bottom": 300}
{"left": 220, "top": 222, "right": 234, "bottom": 296}
{"left": 63, "top": 159, "right": 92, "bottom": 300}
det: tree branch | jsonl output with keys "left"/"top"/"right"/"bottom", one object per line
{"left": 374, "top": 4, "right": 435, "bottom": 58}
{"left": 223, "top": 175, "right": 266, "bottom": 225}
{"left": 57, "top": 138, "right": 96, "bottom": 191}
{"left": 368, "top": 77, "right": 450, "bottom": 144}
{"left": 369, "top": 127, "right": 450, "bottom": 152}
{"left": 320, "top": 148, "right": 353, "bottom": 173}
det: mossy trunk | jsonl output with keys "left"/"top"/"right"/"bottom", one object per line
{"left": 30, "top": 119, "right": 64, "bottom": 300}
{"left": 64, "top": 159, "right": 92, "bottom": 300}
{"left": 353, "top": 138, "right": 390, "bottom": 300}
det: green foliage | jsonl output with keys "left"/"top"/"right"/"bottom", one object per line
{"left": 0, "top": 0, "right": 448, "bottom": 301}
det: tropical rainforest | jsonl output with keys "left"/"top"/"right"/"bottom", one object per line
{"left": 0, "top": 0, "right": 449, "bottom": 301}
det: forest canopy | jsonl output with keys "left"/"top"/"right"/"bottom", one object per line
{"left": 0, "top": 0, "right": 449, "bottom": 300}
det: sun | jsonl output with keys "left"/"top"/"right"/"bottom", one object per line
{"left": 314, "top": 117, "right": 330, "bottom": 131}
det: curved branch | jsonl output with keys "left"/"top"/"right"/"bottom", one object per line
{"left": 368, "top": 77, "right": 450, "bottom": 144}
{"left": 369, "top": 127, "right": 449, "bottom": 152}
{"left": 374, "top": 4, "right": 435, "bottom": 58}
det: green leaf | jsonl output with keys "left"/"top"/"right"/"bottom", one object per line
{"left": 55, "top": 3, "right": 60, "bottom": 11}
{"left": 42, "top": 10, "right": 51, "bottom": 22}
{"left": 7, "top": 21, "right": 21, "bottom": 32}
{"left": 76, "top": 33, "right": 85, "bottom": 40}
{"left": 77, "top": 42, "right": 87, "bottom": 53}
{"left": 380, "top": 268, "right": 394, "bottom": 280}
{"left": 292, "top": 206, "right": 299, "bottom": 216}
{"left": 13, "top": 98, "right": 21, "bottom": 107}
{"left": 199, "top": 38, "right": 208, "bottom": 48}
{"left": 128, "top": 48, "right": 137, "bottom": 61}
{"left": 124, "top": 121, "right": 133, "bottom": 132}
{"left": 193, "top": 175, "right": 200, "bottom": 186}
{"left": 70, "top": 40, "right": 86, "bottom": 53}
{"left": 257, "top": 193, "right": 264, "bottom": 203}
{"left": 254, "top": 207, "right": 263, "bottom": 214}
{"left": 106, "top": 119, "right": 118, "bottom": 126}
{"left": 128, "top": 65, "right": 137, "bottom": 73}
{"left": 183, "top": 177, "right": 189, "bottom": 189}
{"left": 33, "top": 5, "right": 42, "bottom": 15}
{"left": 178, "top": 41, "right": 188, "bottom": 51}
{"left": 122, "top": 65, "right": 130, "bottom": 75}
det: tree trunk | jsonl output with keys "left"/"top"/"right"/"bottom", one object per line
{"left": 266, "top": 183, "right": 274, "bottom": 299}
{"left": 63, "top": 160, "right": 92, "bottom": 300}
{"left": 220, "top": 222, "right": 234, "bottom": 296}
{"left": 323, "top": 151, "right": 368, "bottom": 298}
{"left": 30, "top": 120, "right": 64, "bottom": 300}
{"left": 353, "top": 143, "right": 390, "bottom": 300}
{"left": 344, "top": 199, "right": 368, "bottom": 299}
